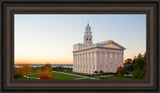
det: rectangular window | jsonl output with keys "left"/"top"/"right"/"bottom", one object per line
{"left": 105, "top": 65, "right": 107, "bottom": 69}
{"left": 110, "top": 53, "right": 112, "bottom": 58}
{"left": 105, "top": 53, "right": 108, "bottom": 57}
{"left": 115, "top": 53, "right": 117, "bottom": 58}
{"left": 100, "top": 65, "right": 102, "bottom": 69}
{"left": 105, "top": 60, "right": 107, "bottom": 63}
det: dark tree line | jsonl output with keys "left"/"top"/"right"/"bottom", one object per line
{"left": 124, "top": 52, "right": 146, "bottom": 79}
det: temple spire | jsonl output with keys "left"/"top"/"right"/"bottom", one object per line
{"left": 86, "top": 21, "right": 90, "bottom": 27}
{"left": 84, "top": 21, "right": 92, "bottom": 45}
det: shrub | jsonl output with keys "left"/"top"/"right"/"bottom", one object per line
{"left": 99, "top": 70, "right": 104, "bottom": 75}
{"left": 37, "top": 65, "right": 53, "bottom": 79}
{"left": 133, "top": 69, "right": 144, "bottom": 79}
{"left": 39, "top": 74, "right": 53, "bottom": 79}
{"left": 94, "top": 71, "right": 98, "bottom": 75}
{"left": 143, "top": 75, "right": 146, "bottom": 79}
{"left": 14, "top": 74, "right": 25, "bottom": 79}
{"left": 116, "top": 66, "right": 125, "bottom": 77}
{"left": 143, "top": 65, "right": 146, "bottom": 73}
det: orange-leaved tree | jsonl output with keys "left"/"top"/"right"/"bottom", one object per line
{"left": 15, "top": 64, "right": 33, "bottom": 76}
{"left": 37, "top": 65, "right": 53, "bottom": 79}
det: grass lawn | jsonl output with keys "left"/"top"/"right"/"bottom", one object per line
{"left": 29, "top": 72, "right": 134, "bottom": 80}
{"left": 98, "top": 74, "right": 113, "bottom": 77}
{"left": 68, "top": 72, "right": 92, "bottom": 77}
{"left": 97, "top": 76, "right": 134, "bottom": 79}
{"left": 29, "top": 72, "right": 83, "bottom": 79}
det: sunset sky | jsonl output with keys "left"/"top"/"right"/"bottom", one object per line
{"left": 14, "top": 14, "right": 146, "bottom": 64}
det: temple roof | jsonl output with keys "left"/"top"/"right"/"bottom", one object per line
{"left": 86, "top": 24, "right": 90, "bottom": 27}
{"left": 73, "top": 40, "right": 126, "bottom": 52}
{"left": 86, "top": 21, "right": 91, "bottom": 28}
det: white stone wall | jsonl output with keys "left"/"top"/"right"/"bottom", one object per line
{"left": 73, "top": 49, "right": 98, "bottom": 74}
{"left": 73, "top": 43, "right": 125, "bottom": 74}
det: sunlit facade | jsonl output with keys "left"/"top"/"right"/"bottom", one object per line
{"left": 72, "top": 23, "right": 126, "bottom": 74}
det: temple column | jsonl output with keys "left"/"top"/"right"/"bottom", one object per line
{"left": 121, "top": 52, "right": 124, "bottom": 67}
{"left": 85, "top": 53, "right": 87, "bottom": 73}
{"left": 91, "top": 52, "right": 94, "bottom": 74}
{"left": 75, "top": 54, "right": 77, "bottom": 72}
{"left": 74, "top": 54, "right": 76, "bottom": 72}
{"left": 81, "top": 53, "right": 83, "bottom": 73}
{"left": 88, "top": 52, "right": 90, "bottom": 74}
{"left": 87, "top": 53, "right": 89, "bottom": 73}
{"left": 89, "top": 52, "right": 91, "bottom": 74}
{"left": 79, "top": 54, "right": 82, "bottom": 72}
{"left": 105, "top": 51, "right": 108, "bottom": 72}
{"left": 78, "top": 54, "right": 80, "bottom": 72}
{"left": 73, "top": 54, "right": 75, "bottom": 72}
{"left": 112, "top": 52, "right": 115, "bottom": 72}
{"left": 102, "top": 51, "right": 105, "bottom": 71}
{"left": 96, "top": 51, "right": 99, "bottom": 72}
{"left": 82, "top": 53, "right": 85, "bottom": 73}
{"left": 81, "top": 54, "right": 83, "bottom": 72}
{"left": 117, "top": 52, "right": 121, "bottom": 67}
{"left": 94, "top": 52, "right": 97, "bottom": 71}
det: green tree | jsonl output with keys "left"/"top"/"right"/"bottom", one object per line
{"left": 143, "top": 52, "right": 146, "bottom": 64}
{"left": 125, "top": 65, "right": 133, "bottom": 72}
{"left": 133, "top": 53, "right": 146, "bottom": 79}
{"left": 134, "top": 53, "right": 145, "bottom": 70}
{"left": 125, "top": 58, "right": 132, "bottom": 64}
{"left": 124, "top": 58, "right": 134, "bottom": 72}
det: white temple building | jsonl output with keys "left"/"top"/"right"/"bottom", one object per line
{"left": 72, "top": 22, "right": 126, "bottom": 74}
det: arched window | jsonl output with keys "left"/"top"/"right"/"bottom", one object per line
{"left": 86, "top": 38, "right": 88, "bottom": 41}
{"left": 89, "top": 38, "right": 91, "bottom": 41}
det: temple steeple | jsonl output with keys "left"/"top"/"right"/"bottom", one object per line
{"left": 84, "top": 22, "right": 93, "bottom": 45}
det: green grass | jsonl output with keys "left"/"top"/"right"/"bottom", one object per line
{"left": 29, "top": 72, "right": 134, "bottom": 80}
{"left": 29, "top": 73, "right": 39, "bottom": 78}
{"left": 68, "top": 72, "right": 92, "bottom": 77}
{"left": 97, "top": 76, "right": 134, "bottom": 79}
{"left": 29, "top": 72, "right": 83, "bottom": 79}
